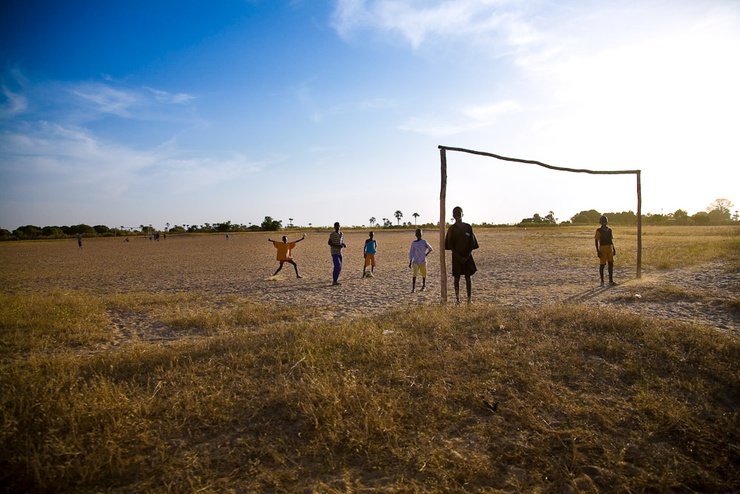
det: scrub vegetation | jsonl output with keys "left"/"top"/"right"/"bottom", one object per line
{"left": 1, "top": 226, "right": 738, "bottom": 492}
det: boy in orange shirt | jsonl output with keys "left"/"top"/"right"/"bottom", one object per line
{"left": 269, "top": 233, "right": 306, "bottom": 278}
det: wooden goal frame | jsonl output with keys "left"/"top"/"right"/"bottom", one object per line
{"left": 438, "top": 145, "right": 642, "bottom": 303}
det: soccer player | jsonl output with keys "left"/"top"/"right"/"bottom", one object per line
{"left": 363, "top": 231, "right": 377, "bottom": 278}
{"left": 268, "top": 234, "right": 306, "bottom": 278}
{"left": 445, "top": 206, "right": 479, "bottom": 304}
{"left": 328, "top": 222, "right": 346, "bottom": 285}
{"left": 594, "top": 215, "right": 617, "bottom": 287}
{"left": 409, "top": 229, "right": 433, "bottom": 292}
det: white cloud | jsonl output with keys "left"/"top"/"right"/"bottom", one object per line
{"left": 462, "top": 100, "right": 520, "bottom": 121}
{"left": 144, "top": 86, "right": 196, "bottom": 104}
{"left": 0, "top": 85, "right": 27, "bottom": 118}
{"left": 331, "top": 0, "right": 534, "bottom": 52}
{"left": 0, "top": 122, "right": 264, "bottom": 202}
{"left": 399, "top": 99, "right": 519, "bottom": 136}
{"left": 72, "top": 84, "right": 142, "bottom": 117}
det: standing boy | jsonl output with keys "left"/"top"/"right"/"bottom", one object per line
{"left": 445, "top": 206, "right": 479, "bottom": 304}
{"left": 409, "top": 229, "right": 433, "bottom": 292}
{"left": 595, "top": 215, "right": 617, "bottom": 287}
{"left": 328, "top": 222, "right": 346, "bottom": 285}
{"left": 363, "top": 231, "right": 377, "bottom": 277}
{"left": 268, "top": 234, "right": 306, "bottom": 278}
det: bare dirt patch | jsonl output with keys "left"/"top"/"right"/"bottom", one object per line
{"left": 1, "top": 229, "right": 737, "bottom": 342}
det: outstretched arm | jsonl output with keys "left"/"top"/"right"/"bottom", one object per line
{"left": 296, "top": 233, "right": 307, "bottom": 243}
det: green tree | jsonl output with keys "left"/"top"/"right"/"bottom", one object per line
{"left": 369, "top": 217, "right": 376, "bottom": 228}
{"left": 708, "top": 209, "right": 730, "bottom": 225}
{"left": 215, "top": 221, "right": 233, "bottom": 232}
{"left": 570, "top": 209, "right": 601, "bottom": 224}
{"left": 412, "top": 212, "right": 419, "bottom": 225}
{"left": 394, "top": 210, "right": 403, "bottom": 225}
{"left": 69, "top": 224, "right": 96, "bottom": 235}
{"left": 672, "top": 209, "right": 689, "bottom": 225}
{"left": 42, "top": 226, "right": 64, "bottom": 237}
{"left": 13, "top": 225, "right": 42, "bottom": 239}
{"left": 708, "top": 198, "right": 733, "bottom": 215}
{"left": 707, "top": 198, "right": 733, "bottom": 224}
{"left": 691, "top": 211, "right": 710, "bottom": 225}
{"left": 260, "top": 216, "right": 282, "bottom": 231}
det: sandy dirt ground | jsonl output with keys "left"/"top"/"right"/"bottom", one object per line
{"left": 1, "top": 229, "right": 738, "bottom": 337}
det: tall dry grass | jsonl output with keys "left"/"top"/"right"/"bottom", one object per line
{"left": 2, "top": 300, "right": 738, "bottom": 492}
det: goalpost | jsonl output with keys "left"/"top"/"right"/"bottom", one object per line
{"left": 438, "top": 145, "right": 642, "bottom": 303}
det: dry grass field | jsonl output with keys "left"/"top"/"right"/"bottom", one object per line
{"left": 1, "top": 225, "right": 738, "bottom": 492}
{"left": 1, "top": 226, "right": 738, "bottom": 333}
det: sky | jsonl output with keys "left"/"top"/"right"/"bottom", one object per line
{"left": 1, "top": 0, "right": 738, "bottom": 231}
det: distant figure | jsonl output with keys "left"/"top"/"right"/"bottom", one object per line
{"left": 124, "top": 237, "right": 129, "bottom": 243}
{"left": 445, "top": 206, "right": 479, "bottom": 304}
{"left": 77, "top": 235, "right": 82, "bottom": 249}
{"left": 268, "top": 234, "right": 306, "bottom": 278}
{"left": 595, "top": 215, "right": 618, "bottom": 287}
{"left": 226, "top": 233, "right": 230, "bottom": 240}
{"left": 409, "top": 229, "right": 433, "bottom": 292}
{"left": 328, "top": 222, "right": 346, "bottom": 286}
{"left": 363, "top": 231, "right": 377, "bottom": 277}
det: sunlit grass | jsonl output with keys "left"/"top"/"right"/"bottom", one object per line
{"left": 0, "top": 291, "right": 111, "bottom": 354}
{"left": 620, "top": 225, "right": 740, "bottom": 270}
{"left": 2, "top": 303, "right": 737, "bottom": 492}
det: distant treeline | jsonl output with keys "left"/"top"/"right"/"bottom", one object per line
{"left": 2, "top": 201, "right": 736, "bottom": 240}
{"left": 518, "top": 199, "right": 736, "bottom": 227}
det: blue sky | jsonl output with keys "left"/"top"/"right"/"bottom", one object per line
{"left": 1, "top": 0, "right": 738, "bottom": 230}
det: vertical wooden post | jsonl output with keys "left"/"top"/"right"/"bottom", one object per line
{"left": 636, "top": 170, "right": 642, "bottom": 279}
{"left": 439, "top": 147, "right": 448, "bottom": 303}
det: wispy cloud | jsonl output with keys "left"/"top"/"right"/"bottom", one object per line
{"left": 73, "top": 84, "right": 142, "bottom": 118}
{"left": 0, "top": 84, "right": 27, "bottom": 118}
{"left": 399, "top": 98, "right": 520, "bottom": 136}
{"left": 0, "top": 67, "right": 30, "bottom": 119}
{"left": 462, "top": 100, "right": 520, "bottom": 121}
{"left": 144, "top": 86, "right": 196, "bottom": 104}
{"left": 0, "top": 121, "right": 263, "bottom": 202}
{"left": 331, "top": 0, "right": 536, "bottom": 52}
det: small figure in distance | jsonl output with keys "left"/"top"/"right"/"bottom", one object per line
{"left": 328, "top": 222, "right": 346, "bottom": 285}
{"left": 409, "top": 228, "right": 433, "bottom": 292}
{"left": 77, "top": 234, "right": 83, "bottom": 250}
{"left": 595, "top": 215, "right": 617, "bottom": 287}
{"left": 268, "top": 233, "right": 306, "bottom": 278}
{"left": 445, "top": 206, "right": 479, "bottom": 304}
{"left": 363, "top": 231, "right": 377, "bottom": 278}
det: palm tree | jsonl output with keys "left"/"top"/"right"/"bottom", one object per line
{"left": 394, "top": 210, "right": 403, "bottom": 225}
{"left": 412, "top": 212, "right": 419, "bottom": 225}
{"left": 369, "top": 217, "right": 376, "bottom": 228}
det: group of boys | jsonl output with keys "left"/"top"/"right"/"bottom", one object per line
{"left": 269, "top": 206, "right": 617, "bottom": 302}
